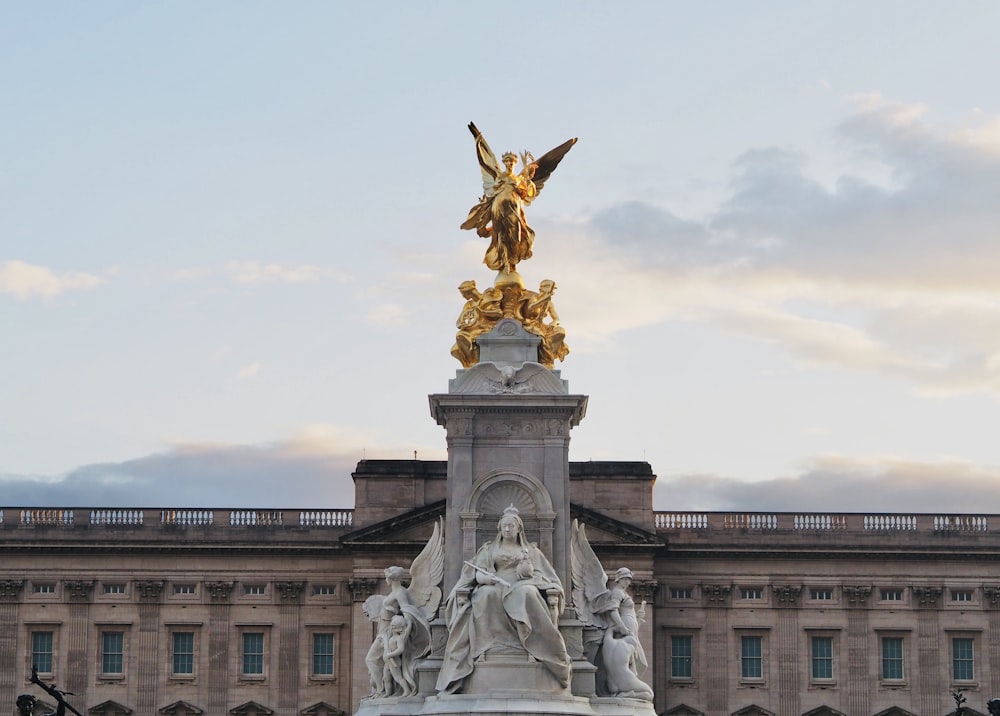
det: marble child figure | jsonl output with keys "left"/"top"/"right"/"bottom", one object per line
{"left": 436, "top": 506, "right": 572, "bottom": 694}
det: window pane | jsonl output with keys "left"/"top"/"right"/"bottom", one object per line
{"left": 102, "top": 632, "right": 124, "bottom": 674}
{"left": 882, "top": 637, "right": 903, "bottom": 680}
{"left": 243, "top": 633, "right": 264, "bottom": 675}
{"left": 953, "top": 638, "right": 974, "bottom": 681}
{"left": 172, "top": 632, "right": 194, "bottom": 675}
{"left": 741, "top": 636, "right": 762, "bottom": 679}
{"left": 671, "top": 635, "right": 692, "bottom": 678}
{"left": 31, "top": 631, "right": 54, "bottom": 674}
{"left": 313, "top": 633, "right": 334, "bottom": 676}
{"left": 811, "top": 636, "right": 833, "bottom": 679}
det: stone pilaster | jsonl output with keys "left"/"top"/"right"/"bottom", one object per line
{"left": 776, "top": 607, "right": 800, "bottom": 716}
{"left": 137, "top": 593, "right": 162, "bottom": 716}
{"left": 64, "top": 581, "right": 93, "bottom": 699}
{"left": 916, "top": 607, "right": 941, "bottom": 716}
{"left": 206, "top": 582, "right": 233, "bottom": 716}
{"left": 845, "top": 590, "right": 871, "bottom": 716}
{"left": 278, "top": 584, "right": 304, "bottom": 716}
{"left": 705, "top": 605, "right": 729, "bottom": 714}
{"left": 0, "top": 581, "right": 24, "bottom": 713}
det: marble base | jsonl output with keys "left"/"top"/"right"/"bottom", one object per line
{"left": 356, "top": 693, "right": 657, "bottom": 716}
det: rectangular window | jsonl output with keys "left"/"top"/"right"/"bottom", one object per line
{"left": 242, "top": 632, "right": 264, "bottom": 675}
{"left": 31, "top": 631, "right": 54, "bottom": 674}
{"left": 953, "top": 638, "right": 974, "bottom": 681}
{"left": 173, "top": 584, "right": 196, "bottom": 595}
{"left": 881, "top": 637, "right": 904, "bottom": 680}
{"left": 33, "top": 583, "right": 56, "bottom": 594}
{"left": 243, "top": 584, "right": 266, "bottom": 596}
{"left": 810, "top": 589, "right": 832, "bottom": 601}
{"left": 952, "top": 590, "right": 974, "bottom": 602}
{"left": 172, "top": 632, "right": 194, "bottom": 675}
{"left": 670, "top": 587, "right": 692, "bottom": 600}
{"left": 101, "top": 631, "right": 124, "bottom": 674}
{"left": 313, "top": 585, "right": 335, "bottom": 596}
{"left": 671, "top": 635, "right": 692, "bottom": 678}
{"left": 741, "top": 635, "right": 763, "bottom": 679}
{"left": 103, "top": 584, "right": 126, "bottom": 594}
{"left": 880, "top": 588, "right": 903, "bottom": 601}
{"left": 312, "top": 633, "right": 335, "bottom": 676}
{"left": 740, "top": 587, "right": 762, "bottom": 600}
{"left": 811, "top": 636, "right": 833, "bottom": 680}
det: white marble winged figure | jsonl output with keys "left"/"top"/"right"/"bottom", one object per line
{"left": 571, "top": 519, "right": 653, "bottom": 701}
{"left": 364, "top": 518, "right": 445, "bottom": 697}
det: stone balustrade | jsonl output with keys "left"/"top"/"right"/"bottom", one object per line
{"left": 2, "top": 507, "right": 353, "bottom": 529}
{"left": 654, "top": 511, "right": 991, "bottom": 532}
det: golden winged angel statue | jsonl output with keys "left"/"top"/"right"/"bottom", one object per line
{"left": 461, "top": 122, "right": 577, "bottom": 277}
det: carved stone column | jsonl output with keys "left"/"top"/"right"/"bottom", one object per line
{"left": 701, "top": 585, "right": 731, "bottom": 714}
{"left": 773, "top": 586, "right": 802, "bottom": 716}
{"left": 913, "top": 587, "right": 943, "bottom": 716}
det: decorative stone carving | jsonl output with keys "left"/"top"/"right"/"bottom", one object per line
{"left": 0, "top": 579, "right": 24, "bottom": 601}
{"left": 65, "top": 580, "right": 94, "bottom": 602}
{"left": 912, "top": 586, "right": 943, "bottom": 608}
{"left": 630, "top": 580, "right": 658, "bottom": 605}
{"left": 984, "top": 586, "right": 1000, "bottom": 607}
{"left": 363, "top": 520, "right": 443, "bottom": 699}
{"left": 204, "top": 582, "right": 234, "bottom": 602}
{"left": 702, "top": 584, "right": 732, "bottom": 606}
{"left": 135, "top": 581, "right": 164, "bottom": 602}
{"left": 347, "top": 578, "right": 379, "bottom": 604}
{"left": 437, "top": 506, "right": 570, "bottom": 695}
{"left": 773, "top": 585, "right": 802, "bottom": 606}
{"left": 842, "top": 585, "right": 872, "bottom": 607}
{"left": 571, "top": 521, "right": 653, "bottom": 701}
{"left": 275, "top": 581, "right": 306, "bottom": 603}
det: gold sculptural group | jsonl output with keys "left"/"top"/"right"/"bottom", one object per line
{"left": 450, "top": 278, "right": 569, "bottom": 369}
{"left": 453, "top": 123, "right": 576, "bottom": 369}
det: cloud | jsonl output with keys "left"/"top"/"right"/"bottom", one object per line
{"left": 654, "top": 456, "right": 1000, "bottom": 513}
{"left": 0, "top": 260, "right": 104, "bottom": 300}
{"left": 224, "top": 261, "right": 352, "bottom": 285}
{"left": 0, "top": 426, "right": 384, "bottom": 508}
{"left": 235, "top": 361, "right": 261, "bottom": 380}
{"left": 539, "top": 96, "right": 1000, "bottom": 397}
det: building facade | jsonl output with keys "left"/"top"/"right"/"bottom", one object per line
{"left": 2, "top": 460, "right": 998, "bottom": 716}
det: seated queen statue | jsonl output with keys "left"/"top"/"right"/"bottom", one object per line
{"left": 436, "top": 506, "right": 572, "bottom": 694}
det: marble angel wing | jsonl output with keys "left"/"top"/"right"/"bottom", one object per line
{"left": 468, "top": 122, "right": 501, "bottom": 194}
{"left": 571, "top": 519, "right": 612, "bottom": 627}
{"left": 522, "top": 136, "right": 577, "bottom": 202}
{"left": 407, "top": 517, "right": 444, "bottom": 621}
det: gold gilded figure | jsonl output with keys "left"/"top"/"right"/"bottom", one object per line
{"left": 461, "top": 123, "right": 577, "bottom": 277}
{"left": 451, "top": 280, "right": 503, "bottom": 367}
{"left": 520, "top": 279, "right": 569, "bottom": 368}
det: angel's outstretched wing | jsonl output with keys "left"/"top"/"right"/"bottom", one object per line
{"left": 571, "top": 519, "right": 611, "bottom": 627}
{"left": 468, "top": 122, "right": 501, "bottom": 194}
{"left": 524, "top": 136, "right": 577, "bottom": 197}
{"left": 407, "top": 517, "right": 444, "bottom": 620}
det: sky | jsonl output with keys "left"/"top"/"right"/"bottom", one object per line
{"left": 3, "top": 1, "right": 1000, "bottom": 513}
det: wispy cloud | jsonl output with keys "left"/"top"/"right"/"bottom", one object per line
{"left": 654, "top": 456, "right": 1000, "bottom": 513}
{"left": 541, "top": 96, "right": 1000, "bottom": 397}
{"left": 0, "top": 424, "right": 417, "bottom": 508}
{"left": 0, "top": 260, "right": 105, "bottom": 300}
{"left": 235, "top": 361, "right": 261, "bottom": 380}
